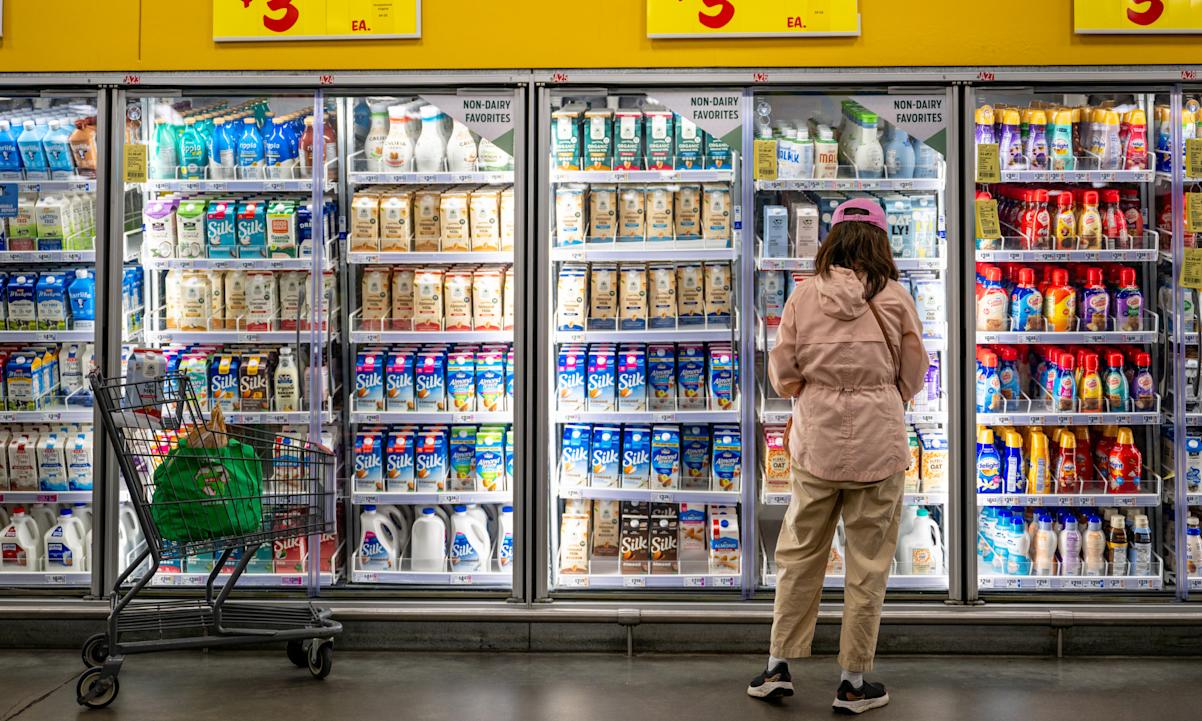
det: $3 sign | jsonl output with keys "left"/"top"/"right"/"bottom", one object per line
{"left": 242, "top": 0, "right": 300, "bottom": 34}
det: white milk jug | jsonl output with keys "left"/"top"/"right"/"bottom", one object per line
{"left": 897, "top": 508, "right": 944, "bottom": 575}
{"left": 446, "top": 120, "right": 478, "bottom": 172}
{"left": 0, "top": 508, "right": 42, "bottom": 571}
{"left": 497, "top": 505, "right": 514, "bottom": 569}
{"left": 358, "top": 505, "right": 399, "bottom": 571}
{"left": 44, "top": 508, "right": 87, "bottom": 571}
{"left": 449, "top": 505, "right": 491, "bottom": 572}
{"left": 410, "top": 508, "right": 447, "bottom": 572}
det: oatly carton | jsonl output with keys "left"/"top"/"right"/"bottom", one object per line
{"left": 206, "top": 200, "right": 238, "bottom": 258}
{"left": 589, "top": 425, "right": 621, "bottom": 488}
{"left": 620, "top": 425, "right": 651, "bottom": 489}
{"left": 619, "top": 501, "right": 650, "bottom": 574}
{"left": 649, "top": 503, "right": 679, "bottom": 574}
{"left": 236, "top": 201, "right": 268, "bottom": 258}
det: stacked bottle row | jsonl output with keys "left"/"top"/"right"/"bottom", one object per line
{"left": 0, "top": 103, "right": 98, "bottom": 179}
{"left": 974, "top": 185, "right": 1144, "bottom": 251}
{"left": 359, "top": 99, "right": 513, "bottom": 173}
{"left": 974, "top": 102, "right": 1148, "bottom": 171}
{"left": 976, "top": 425, "right": 1144, "bottom": 495}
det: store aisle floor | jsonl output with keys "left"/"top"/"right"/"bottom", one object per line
{"left": 1, "top": 651, "right": 1199, "bottom": 721}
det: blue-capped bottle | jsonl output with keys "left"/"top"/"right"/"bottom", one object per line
{"left": 236, "top": 117, "right": 265, "bottom": 170}
{"left": 209, "top": 116, "right": 237, "bottom": 179}
{"left": 42, "top": 120, "right": 75, "bottom": 174}
{"left": 976, "top": 350, "right": 1003, "bottom": 413}
{"left": 264, "top": 116, "right": 297, "bottom": 177}
{"left": 0, "top": 120, "right": 21, "bottom": 173}
{"left": 16, "top": 120, "right": 48, "bottom": 173}
{"left": 177, "top": 119, "right": 208, "bottom": 180}
{"left": 976, "top": 427, "right": 1003, "bottom": 494}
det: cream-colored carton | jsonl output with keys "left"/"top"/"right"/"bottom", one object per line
{"left": 223, "top": 270, "right": 247, "bottom": 331}
{"left": 178, "top": 272, "right": 211, "bottom": 331}
{"left": 469, "top": 188, "right": 501, "bottom": 251}
{"left": 164, "top": 269, "right": 181, "bottom": 329}
{"left": 440, "top": 191, "right": 471, "bottom": 252}
{"left": 503, "top": 265, "right": 515, "bottom": 331}
{"left": 277, "top": 271, "right": 306, "bottom": 331}
{"left": 760, "top": 426, "right": 791, "bottom": 495}
{"left": 473, "top": 267, "right": 504, "bottom": 331}
{"left": 674, "top": 185, "right": 702, "bottom": 245}
{"left": 412, "top": 268, "right": 445, "bottom": 331}
{"left": 588, "top": 185, "right": 618, "bottom": 241}
{"left": 500, "top": 187, "right": 515, "bottom": 251}
{"left": 443, "top": 269, "right": 474, "bottom": 331}
{"left": 379, "top": 190, "right": 413, "bottom": 252}
{"left": 244, "top": 270, "right": 278, "bottom": 332}
{"left": 591, "top": 500, "right": 620, "bottom": 562}
{"left": 350, "top": 192, "right": 380, "bottom": 252}
{"left": 361, "top": 266, "right": 391, "bottom": 328}
{"left": 675, "top": 263, "right": 705, "bottom": 326}
{"left": 618, "top": 186, "right": 645, "bottom": 241}
{"left": 390, "top": 268, "right": 415, "bottom": 330}
{"left": 558, "top": 512, "right": 591, "bottom": 575}
{"left": 618, "top": 264, "right": 648, "bottom": 330}
{"left": 208, "top": 271, "right": 226, "bottom": 330}
{"left": 703, "top": 262, "right": 732, "bottom": 327}
{"left": 648, "top": 263, "right": 677, "bottom": 329}
{"left": 589, "top": 263, "right": 618, "bottom": 330}
{"left": 555, "top": 184, "right": 586, "bottom": 246}
{"left": 701, "top": 183, "right": 732, "bottom": 247}
{"left": 645, "top": 185, "right": 675, "bottom": 241}
{"left": 413, "top": 189, "right": 443, "bottom": 251}
{"left": 555, "top": 263, "right": 588, "bottom": 332}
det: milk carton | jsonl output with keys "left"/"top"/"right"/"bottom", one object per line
{"left": 586, "top": 345, "right": 616, "bottom": 411}
{"left": 443, "top": 269, "right": 473, "bottom": 331}
{"left": 267, "top": 201, "right": 298, "bottom": 257}
{"left": 681, "top": 425, "right": 711, "bottom": 490}
{"left": 588, "top": 263, "right": 618, "bottom": 330}
{"left": 644, "top": 107, "right": 675, "bottom": 170}
{"left": 350, "top": 193, "right": 379, "bottom": 252}
{"left": 236, "top": 201, "right": 268, "bottom": 258}
{"left": 551, "top": 104, "right": 584, "bottom": 170}
{"left": 703, "top": 262, "right": 733, "bottom": 326}
{"left": 589, "top": 425, "right": 621, "bottom": 488}
{"left": 702, "top": 185, "right": 732, "bottom": 247}
{"left": 647, "top": 263, "right": 677, "bottom": 329}
{"left": 353, "top": 431, "right": 384, "bottom": 492}
{"left": 711, "top": 425, "right": 742, "bottom": 492}
{"left": 555, "top": 184, "right": 586, "bottom": 246}
{"left": 447, "top": 350, "right": 476, "bottom": 413}
{"left": 583, "top": 108, "right": 614, "bottom": 170}
{"left": 558, "top": 510, "right": 591, "bottom": 575}
{"left": 413, "top": 189, "right": 442, "bottom": 251}
{"left": 675, "top": 116, "right": 705, "bottom": 170}
{"left": 390, "top": 267, "right": 415, "bottom": 330}
{"left": 468, "top": 188, "right": 501, "bottom": 251}
{"left": 616, "top": 346, "right": 646, "bottom": 411}
{"left": 588, "top": 185, "right": 618, "bottom": 241}
{"left": 360, "top": 266, "right": 391, "bottom": 328}
{"left": 239, "top": 353, "right": 271, "bottom": 412}
{"left": 761, "top": 426, "right": 791, "bottom": 495}
{"left": 619, "top": 501, "right": 650, "bottom": 574}
{"left": 707, "top": 345, "right": 737, "bottom": 410}
{"left": 555, "top": 263, "right": 587, "bottom": 331}
{"left": 708, "top": 505, "right": 740, "bottom": 573}
{"left": 676, "top": 343, "right": 706, "bottom": 410}
{"left": 556, "top": 345, "right": 587, "bottom": 411}
{"left": 758, "top": 270, "right": 786, "bottom": 327}
{"left": 472, "top": 267, "right": 504, "bottom": 332}
{"left": 475, "top": 425, "right": 506, "bottom": 492}
{"left": 385, "top": 349, "right": 415, "bottom": 411}
{"left": 8, "top": 433, "right": 38, "bottom": 491}
{"left": 414, "top": 429, "right": 448, "bottom": 492}
{"left": 7, "top": 274, "right": 36, "bottom": 330}
{"left": 414, "top": 350, "right": 447, "bottom": 411}
{"left": 675, "top": 185, "right": 702, "bottom": 242}
{"left": 384, "top": 429, "right": 415, "bottom": 492}
{"left": 475, "top": 348, "right": 506, "bottom": 412}
{"left": 8, "top": 195, "right": 37, "bottom": 249}
{"left": 675, "top": 263, "right": 705, "bottom": 326}
{"left": 37, "top": 434, "right": 68, "bottom": 492}
{"left": 354, "top": 351, "right": 384, "bottom": 411}
{"left": 6, "top": 354, "right": 38, "bottom": 411}
{"left": 174, "top": 200, "right": 206, "bottom": 258}
{"left": 620, "top": 425, "right": 651, "bottom": 489}
{"left": 650, "top": 425, "right": 681, "bottom": 489}
{"left": 649, "top": 503, "right": 679, "bottom": 574}
{"left": 679, "top": 503, "right": 707, "bottom": 571}
{"left": 762, "top": 205, "right": 789, "bottom": 257}
{"left": 244, "top": 270, "right": 277, "bottom": 331}
{"left": 500, "top": 187, "right": 515, "bottom": 251}
{"left": 35, "top": 273, "right": 68, "bottom": 330}
{"left": 591, "top": 500, "right": 620, "bottom": 563}
{"left": 448, "top": 426, "right": 478, "bottom": 492}
{"left": 206, "top": 200, "right": 238, "bottom": 258}
{"left": 379, "top": 191, "right": 413, "bottom": 251}
{"left": 67, "top": 431, "right": 93, "bottom": 491}
{"left": 143, "top": 200, "right": 177, "bottom": 258}
{"left": 618, "top": 264, "right": 648, "bottom": 330}
{"left": 647, "top": 344, "right": 676, "bottom": 411}
{"left": 440, "top": 191, "right": 471, "bottom": 252}
{"left": 618, "top": 186, "right": 645, "bottom": 241}
{"left": 412, "top": 268, "right": 445, "bottom": 331}
{"left": 705, "top": 131, "right": 734, "bottom": 170}
{"left": 613, "top": 109, "right": 644, "bottom": 170}
{"left": 209, "top": 354, "right": 240, "bottom": 414}
{"left": 559, "top": 423, "right": 591, "bottom": 487}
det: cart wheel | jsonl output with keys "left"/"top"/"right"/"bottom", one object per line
{"left": 76, "top": 668, "right": 119, "bottom": 709}
{"left": 286, "top": 640, "right": 307, "bottom": 668}
{"left": 307, "top": 641, "right": 333, "bottom": 680}
{"left": 81, "top": 634, "right": 109, "bottom": 669}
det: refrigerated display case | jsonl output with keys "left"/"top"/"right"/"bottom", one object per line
{"left": 749, "top": 87, "right": 957, "bottom": 594}
{"left": 0, "top": 89, "right": 108, "bottom": 589}
{"left": 538, "top": 86, "right": 746, "bottom": 594}
{"left": 336, "top": 87, "right": 525, "bottom": 592}
{"left": 969, "top": 86, "right": 1170, "bottom": 594}
{"left": 117, "top": 90, "right": 342, "bottom": 589}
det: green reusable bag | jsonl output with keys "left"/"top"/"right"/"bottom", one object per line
{"left": 150, "top": 436, "right": 263, "bottom": 544}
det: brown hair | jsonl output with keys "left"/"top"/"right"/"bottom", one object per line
{"left": 813, "top": 216, "right": 898, "bottom": 300}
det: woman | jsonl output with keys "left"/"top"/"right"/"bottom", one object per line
{"left": 746, "top": 198, "right": 928, "bottom": 714}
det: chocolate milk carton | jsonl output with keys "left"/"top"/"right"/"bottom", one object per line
{"left": 619, "top": 501, "right": 650, "bottom": 574}
{"left": 649, "top": 503, "right": 679, "bottom": 574}
{"left": 591, "top": 500, "right": 620, "bottom": 563}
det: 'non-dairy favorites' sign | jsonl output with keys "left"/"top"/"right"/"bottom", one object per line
{"left": 647, "top": 0, "right": 860, "bottom": 38}
{"left": 852, "top": 94, "right": 947, "bottom": 155}
{"left": 213, "top": 0, "right": 421, "bottom": 42}
{"left": 419, "top": 93, "right": 517, "bottom": 155}
{"left": 651, "top": 91, "right": 744, "bottom": 154}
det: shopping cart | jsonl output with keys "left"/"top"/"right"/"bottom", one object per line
{"left": 76, "top": 371, "right": 342, "bottom": 709}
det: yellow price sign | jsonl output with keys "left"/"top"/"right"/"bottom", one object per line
{"left": 647, "top": 0, "right": 860, "bottom": 38}
{"left": 123, "top": 144, "right": 147, "bottom": 184}
{"left": 976, "top": 143, "right": 1000, "bottom": 184}
{"left": 975, "top": 199, "right": 1002, "bottom": 241}
{"left": 1188, "top": 193, "right": 1202, "bottom": 234}
{"left": 1188, "top": 138, "right": 1202, "bottom": 180}
{"left": 754, "top": 138, "right": 778, "bottom": 180}
{"left": 1074, "top": 0, "right": 1202, "bottom": 34}
{"left": 1182, "top": 247, "right": 1202, "bottom": 289}
{"left": 213, "top": 0, "right": 420, "bottom": 42}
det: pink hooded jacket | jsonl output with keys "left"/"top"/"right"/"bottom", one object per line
{"left": 768, "top": 266, "right": 929, "bottom": 482}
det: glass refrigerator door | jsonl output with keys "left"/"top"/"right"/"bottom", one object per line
{"left": 120, "top": 91, "right": 342, "bottom": 589}
{"left": 969, "top": 87, "right": 1167, "bottom": 594}
{"left": 541, "top": 87, "right": 745, "bottom": 594}
{"left": 338, "top": 89, "right": 523, "bottom": 591}
{"left": 0, "top": 90, "right": 104, "bottom": 588}
{"left": 749, "top": 89, "right": 954, "bottom": 594}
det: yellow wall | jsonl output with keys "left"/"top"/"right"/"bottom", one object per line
{"left": 2, "top": 1, "right": 1202, "bottom": 73}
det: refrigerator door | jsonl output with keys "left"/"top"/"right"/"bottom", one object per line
{"left": 0, "top": 88, "right": 107, "bottom": 590}
{"left": 749, "top": 88, "right": 956, "bottom": 596}
{"left": 337, "top": 87, "right": 526, "bottom": 594}
{"left": 968, "top": 85, "right": 1170, "bottom": 596}
{"left": 538, "top": 86, "right": 747, "bottom": 596}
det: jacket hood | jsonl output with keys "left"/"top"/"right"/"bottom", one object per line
{"left": 815, "top": 267, "right": 868, "bottom": 321}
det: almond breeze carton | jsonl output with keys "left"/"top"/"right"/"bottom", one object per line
{"left": 711, "top": 425, "right": 742, "bottom": 492}
{"left": 475, "top": 425, "right": 506, "bottom": 492}
{"left": 647, "top": 344, "right": 676, "bottom": 411}
{"left": 449, "top": 426, "right": 478, "bottom": 492}
{"left": 447, "top": 350, "right": 476, "bottom": 413}
{"left": 676, "top": 343, "right": 706, "bottom": 410}
{"left": 476, "top": 349, "right": 506, "bottom": 412}
{"left": 650, "top": 425, "right": 680, "bottom": 489}
{"left": 680, "top": 424, "right": 711, "bottom": 490}
{"left": 589, "top": 425, "right": 621, "bottom": 488}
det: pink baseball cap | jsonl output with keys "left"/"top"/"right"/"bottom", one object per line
{"left": 831, "top": 197, "right": 888, "bottom": 232}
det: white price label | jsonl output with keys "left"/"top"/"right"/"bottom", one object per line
{"left": 360, "top": 334, "right": 382, "bottom": 343}
{"left": 359, "top": 414, "right": 381, "bottom": 424}
{"left": 46, "top": 574, "right": 66, "bottom": 584}
{"left": 623, "top": 576, "right": 646, "bottom": 588}
{"left": 651, "top": 492, "right": 673, "bottom": 503}
{"left": 360, "top": 495, "right": 379, "bottom": 505}
{"left": 1034, "top": 578, "right": 1052, "bottom": 590}
{"left": 450, "top": 574, "right": 473, "bottom": 585}
{"left": 682, "top": 576, "right": 706, "bottom": 588}
{"left": 452, "top": 413, "right": 475, "bottom": 423}
{"left": 281, "top": 575, "right": 304, "bottom": 586}
{"left": 561, "top": 575, "right": 590, "bottom": 588}
{"left": 444, "top": 494, "right": 463, "bottom": 505}
{"left": 561, "top": 487, "right": 583, "bottom": 499}
{"left": 357, "top": 572, "right": 380, "bottom": 583}
{"left": 37, "top": 494, "right": 57, "bottom": 503}
{"left": 653, "top": 413, "right": 675, "bottom": 423}
{"left": 713, "top": 576, "right": 738, "bottom": 587}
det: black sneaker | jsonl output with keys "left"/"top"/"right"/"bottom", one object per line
{"left": 832, "top": 679, "right": 889, "bottom": 714}
{"left": 746, "top": 661, "right": 794, "bottom": 700}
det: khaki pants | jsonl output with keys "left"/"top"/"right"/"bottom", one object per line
{"left": 769, "top": 463, "right": 904, "bottom": 672}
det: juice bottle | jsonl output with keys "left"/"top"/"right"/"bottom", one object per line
{"left": 1080, "top": 267, "right": 1110, "bottom": 332}
{"left": 1054, "top": 355, "right": 1076, "bottom": 412}
{"left": 976, "top": 266, "right": 1009, "bottom": 331}
{"left": 1049, "top": 109, "right": 1075, "bottom": 170}
{"left": 1103, "top": 352, "right": 1129, "bottom": 411}
{"left": 1003, "top": 430, "right": 1025, "bottom": 493}
{"left": 1054, "top": 430, "right": 1079, "bottom": 493}
{"left": 1042, "top": 268, "right": 1077, "bottom": 332}
{"left": 1025, "top": 110, "right": 1049, "bottom": 170}
{"left": 976, "top": 427, "right": 1002, "bottom": 494}
{"left": 1079, "top": 353, "right": 1103, "bottom": 413}
{"left": 1132, "top": 352, "right": 1155, "bottom": 411}
{"left": 1009, "top": 267, "right": 1043, "bottom": 331}
{"left": 1114, "top": 267, "right": 1143, "bottom": 331}
{"left": 1027, "top": 430, "right": 1051, "bottom": 494}
{"left": 1053, "top": 191, "right": 1077, "bottom": 250}
{"left": 1107, "top": 427, "right": 1142, "bottom": 493}
{"left": 1123, "top": 108, "right": 1148, "bottom": 170}
{"left": 1077, "top": 190, "right": 1103, "bottom": 250}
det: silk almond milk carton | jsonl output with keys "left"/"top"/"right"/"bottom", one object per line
{"left": 440, "top": 191, "right": 471, "bottom": 252}
{"left": 379, "top": 190, "right": 413, "bottom": 251}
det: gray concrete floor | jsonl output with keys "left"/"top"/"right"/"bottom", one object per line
{"left": 1, "top": 650, "right": 1200, "bottom": 721}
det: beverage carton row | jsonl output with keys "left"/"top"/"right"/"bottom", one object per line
{"left": 354, "top": 424, "right": 513, "bottom": 494}
{"left": 555, "top": 183, "right": 732, "bottom": 247}
{"left": 0, "top": 343, "right": 93, "bottom": 410}
{"left": 0, "top": 424, "right": 93, "bottom": 492}
{"left": 358, "top": 264, "right": 514, "bottom": 332}
{"left": 350, "top": 185, "right": 515, "bottom": 253}
{"left": 556, "top": 261, "right": 732, "bottom": 332}
{"left": 0, "top": 270, "right": 97, "bottom": 331}
{"left": 355, "top": 343, "right": 514, "bottom": 414}
{"left": 144, "top": 197, "right": 336, "bottom": 260}
{"left": 163, "top": 269, "right": 334, "bottom": 332}
{"left": 2, "top": 193, "right": 95, "bottom": 251}
{"left": 551, "top": 104, "right": 732, "bottom": 171}
{"left": 559, "top": 422, "right": 741, "bottom": 492}
{"left": 557, "top": 342, "right": 738, "bottom": 413}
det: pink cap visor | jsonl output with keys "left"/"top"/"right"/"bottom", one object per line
{"left": 831, "top": 198, "right": 888, "bottom": 232}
